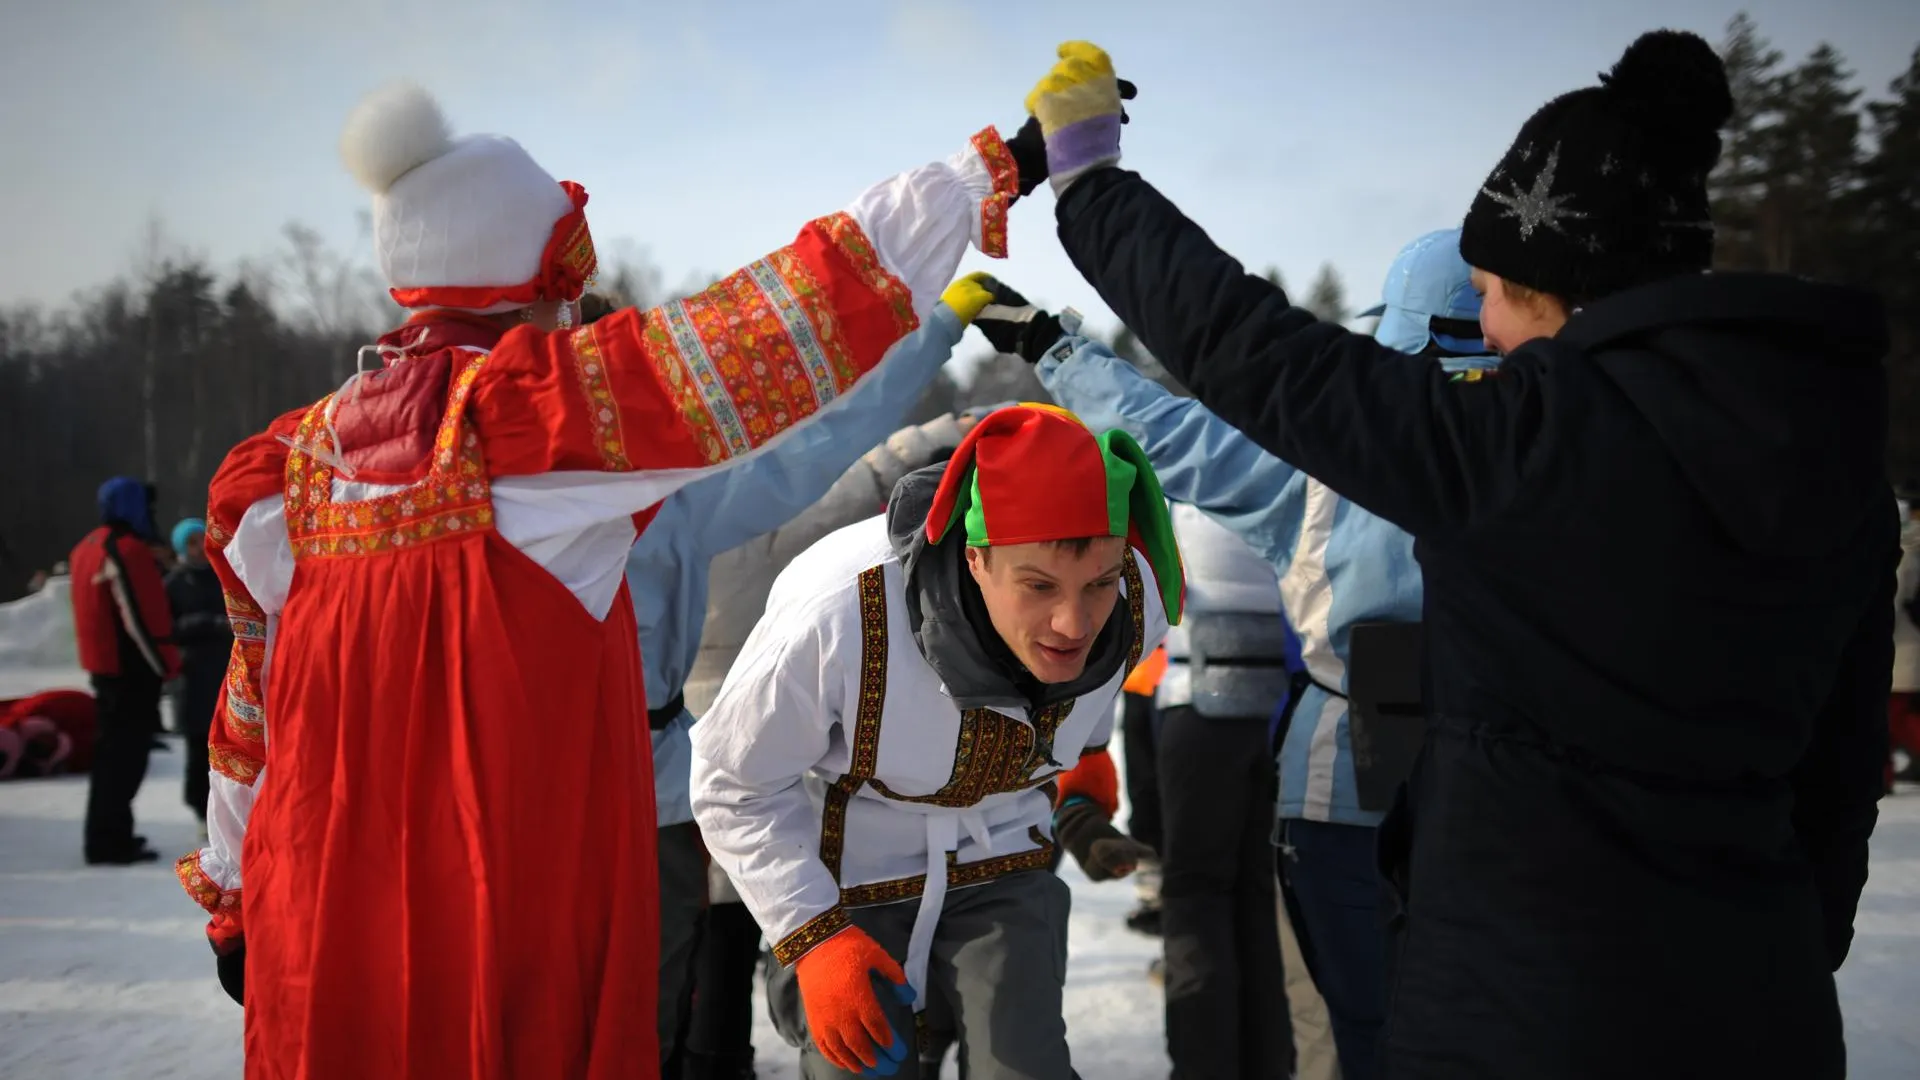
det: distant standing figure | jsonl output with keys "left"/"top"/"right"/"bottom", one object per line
{"left": 166, "top": 518, "right": 229, "bottom": 826}
{"left": 69, "top": 477, "right": 178, "bottom": 864}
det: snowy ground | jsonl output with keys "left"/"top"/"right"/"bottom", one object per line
{"left": 1, "top": 660, "right": 1915, "bottom": 1078}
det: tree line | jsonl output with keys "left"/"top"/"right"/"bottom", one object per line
{"left": 2, "top": 11, "right": 1912, "bottom": 602}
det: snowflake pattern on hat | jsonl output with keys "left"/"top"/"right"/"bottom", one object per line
{"left": 1480, "top": 144, "right": 1589, "bottom": 241}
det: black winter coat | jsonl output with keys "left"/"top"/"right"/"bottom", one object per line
{"left": 1057, "top": 167, "right": 1896, "bottom": 1080}
{"left": 165, "top": 563, "right": 232, "bottom": 694}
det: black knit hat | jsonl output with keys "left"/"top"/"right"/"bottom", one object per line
{"left": 1460, "top": 30, "right": 1734, "bottom": 303}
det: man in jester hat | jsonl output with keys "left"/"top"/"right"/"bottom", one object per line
{"left": 690, "top": 396, "right": 1183, "bottom": 1079}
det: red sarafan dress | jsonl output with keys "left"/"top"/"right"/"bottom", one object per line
{"left": 174, "top": 126, "right": 1020, "bottom": 1080}
{"left": 261, "top": 351, "right": 661, "bottom": 1078}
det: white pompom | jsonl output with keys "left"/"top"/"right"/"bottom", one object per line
{"left": 339, "top": 81, "right": 455, "bottom": 194}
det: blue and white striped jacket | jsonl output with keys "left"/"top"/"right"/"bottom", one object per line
{"left": 1038, "top": 316, "right": 1494, "bottom": 827}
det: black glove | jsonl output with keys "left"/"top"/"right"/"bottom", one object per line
{"left": 1055, "top": 799, "right": 1156, "bottom": 883}
{"left": 216, "top": 942, "right": 245, "bottom": 1005}
{"left": 1007, "top": 79, "right": 1137, "bottom": 198}
{"left": 969, "top": 277, "right": 1064, "bottom": 364}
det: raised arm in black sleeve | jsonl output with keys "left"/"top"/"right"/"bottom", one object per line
{"left": 1053, "top": 167, "right": 1546, "bottom": 539}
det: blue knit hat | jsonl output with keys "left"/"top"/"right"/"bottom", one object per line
{"left": 171, "top": 518, "right": 206, "bottom": 559}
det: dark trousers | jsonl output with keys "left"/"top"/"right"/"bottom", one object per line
{"left": 686, "top": 900, "right": 763, "bottom": 1070}
{"left": 1120, "top": 690, "right": 1162, "bottom": 850}
{"left": 1278, "top": 818, "right": 1388, "bottom": 1080}
{"left": 84, "top": 673, "right": 158, "bottom": 857}
{"left": 1157, "top": 706, "right": 1291, "bottom": 1080}
{"left": 659, "top": 822, "right": 709, "bottom": 1073}
{"left": 178, "top": 658, "right": 222, "bottom": 821}
{"left": 767, "top": 869, "right": 1074, "bottom": 1080}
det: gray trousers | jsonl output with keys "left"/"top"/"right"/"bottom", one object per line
{"left": 767, "top": 869, "right": 1075, "bottom": 1080}
{"left": 658, "top": 821, "right": 709, "bottom": 1067}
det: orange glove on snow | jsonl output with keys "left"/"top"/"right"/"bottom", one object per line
{"left": 795, "top": 923, "right": 915, "bottom": 1076}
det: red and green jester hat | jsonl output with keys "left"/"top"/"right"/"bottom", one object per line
{"left": 924, "top": 400, "right": 1184, "bottom": 625}
{"left": 923, "top": 402, "right": 1184, "bottom": 866}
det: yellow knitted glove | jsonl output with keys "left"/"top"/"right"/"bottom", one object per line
{"left": 1024, "top": 42, "right": 1124, "bottom": 194}
{"left": 940, "top": 272, "right": 999, "bottom": 325}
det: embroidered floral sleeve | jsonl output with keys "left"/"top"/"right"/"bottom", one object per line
{"left": 473, "top": 128, "right": 1019, "bottom": 482}
{"left": 174, "top": 415, "right": 301, "bottom": 955}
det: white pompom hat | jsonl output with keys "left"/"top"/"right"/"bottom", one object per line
{"left": 339, "top": 82, "right": 597, "bottom": 313}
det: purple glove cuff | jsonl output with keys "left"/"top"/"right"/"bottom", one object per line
{"left": 1045, "top": 114, "right": 1122, "bottom": 187}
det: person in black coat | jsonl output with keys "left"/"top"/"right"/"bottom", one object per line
{"left": 165, "top": 518, "right": 231, "bottom": 826}
{"left": 1020, "top": 33, "right": 1896, "bottom": 1080}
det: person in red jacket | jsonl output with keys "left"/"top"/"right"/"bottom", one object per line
{"left": 69, "top": 476, "right": 179, "bottom": 864}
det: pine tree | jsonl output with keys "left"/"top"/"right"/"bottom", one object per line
{"left": 1304, "top": 263, "right": 1349, "bottom": 324}
{"left": 1857, "top": 45, "right": 1920, "bottom": 481}
{"left": 1856, "top": 46, "right": 1920, "bottom": 320}
{"left": 1710, "top": 13, "right": 1786, "bottom": 270}
{"left": 1759, "top": 44, "right": 1862, "bottom": 278}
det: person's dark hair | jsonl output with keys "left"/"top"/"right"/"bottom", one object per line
{"left": 577, "top": 292, "right": 618, "bottom": 326}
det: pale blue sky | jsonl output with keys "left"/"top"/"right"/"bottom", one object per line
{"left": 4, "top": 0, "right": 1915, "bottom": 340}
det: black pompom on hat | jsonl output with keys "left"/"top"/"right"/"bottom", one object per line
{"left": 1459, "top": 30, "right": 1734, "bottom": 303}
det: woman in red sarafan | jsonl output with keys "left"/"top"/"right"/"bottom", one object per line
{"left": 173, "top": 82, "right": 1020, "bottom": 1079}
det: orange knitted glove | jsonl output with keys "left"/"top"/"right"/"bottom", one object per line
{"left": 795, "top": 923, "right": 914, "bottom": 1075}
{"left": 1055, "top": 746, "right": 1121, "bottom": 818}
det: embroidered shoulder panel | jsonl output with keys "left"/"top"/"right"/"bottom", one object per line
{"left": 283, "top": 355, "right": 493, "bottom": 560}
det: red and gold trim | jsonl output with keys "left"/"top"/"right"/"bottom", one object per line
{"left": 970, "top": 126, "right": 1019, "bottom": 260}
{"left": 221, "top": 644, "right": 266, "bottom": 744}
{"left": 204, "top": 537, "right": 267, "bottom": 787}
{"left": 772, "top": 905, "right": 853, "bottom": 967}
{"left": 626, "top": 221, "right": 910, "bottom": 470}
{"left": 807, "top": 212, "right": 918, "bottom": 347}
{"left": 283, "top": 355, "right": 494, "bottom": 560}
{"left": 567, "top": 324, "right": 630, "bottom": 470}
{"left": 175, "top": 852, "right": 245, "bottom": 952}
{"left": 175, "top": 852, "right": 238, "bottom": 917}
{"left": 210, "top": 570, "right": 267, "bottom": 783}
{"left": 209, "top": 742, "right": 262, "bottom": 786}
{"left": 389, "top": 181, "right": 598, "bottom": 310}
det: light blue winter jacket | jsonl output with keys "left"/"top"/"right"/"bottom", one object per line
{"left": 627, "top": 305, "right": 965, "bottom": 826}
{"left": 1038, "top": 312, "right": 1495, "bottom": 827}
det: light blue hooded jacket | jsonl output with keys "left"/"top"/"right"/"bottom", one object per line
{"left": 1037, "top": 230, "right": 1495, "bottom": 827}
{"left": 626, "top": 305, "right": 965, "bottom": 826}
